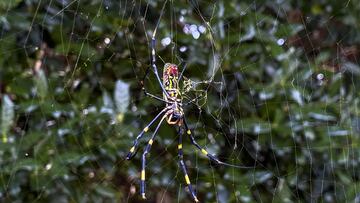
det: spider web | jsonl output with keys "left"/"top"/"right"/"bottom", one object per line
{"left": 1, "top": 0, "right": 359, "bottom": 202}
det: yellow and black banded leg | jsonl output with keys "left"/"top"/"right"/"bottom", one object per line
{"left": 183, "top": 120, "right": 251, "bottom": 169}
{"left": 149, "top": 31, "right": 170, "bottom": 98}
{"left": 142, "top": 90, "right": 170, "bottom": 103}
{"left": 140, "top": 115, "right": 167, "bottom": 199}
{"left": 178, "top": 127, "right": 200, "bottom": 202}
{"left": 126, "top": 107, "right": 169, "bottom": 160}
{"left": 140, "top": 73, "right": 170, "bottom": 104}
{"left": 141, "top": 69, "right": 169, "bottom": 103}
{"left": 178, "top": 62, "right": 187, "bottom": 82}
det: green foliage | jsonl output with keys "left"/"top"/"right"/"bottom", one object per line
{"left": 1, "top": 95, "right": 14, "bottom": 143}
{"left": 1, "top": 0, "right": 360, "bottom": 202}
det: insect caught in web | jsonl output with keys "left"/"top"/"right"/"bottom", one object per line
{"left": 125, "top": 7, "right": 250, "bottom": 203}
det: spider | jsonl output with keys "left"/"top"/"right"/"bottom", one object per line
{"left": 126, "top": 15, "right": 250, "bottom": 203}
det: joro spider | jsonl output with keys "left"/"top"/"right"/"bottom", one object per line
{"left": 126, "top": 22, "right": 250, "bottom": 203}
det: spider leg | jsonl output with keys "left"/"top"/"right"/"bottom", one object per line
{"left": 141, "top": 65, "right": 171, "bottom": 104}
{"left": 178, "top": 61, "right": 187, "bottom": 82}
{"left": 183, "top": 119, "right": 251, "bottom": 169}
{"left": 150, "top": 34, "right": 170, "bottom": 98}
{"left": 140, "top": 114, "right": 167, "bottom": 199}
{"left": 140, "top": 0, "right": 170, "bottom": 104}
{"left": 142, "top": 87, "right": 171, "bottom": 104}
{"left": 177, "top": 127, "right": 200, "bottom": 202}
{"left": 183, "top": 95, "right": 203, "bottom": 106}
{"left": 126, "top": 107, "right": 170, "bottom": 160}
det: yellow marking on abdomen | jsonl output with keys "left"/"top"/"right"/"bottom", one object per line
{"left": 144, "top": 127, "right": 149, "bottom": 132}
{"left": 130, "top": 146, "right": 135, "bottom": 153}
{"left": 148, "top": 139, "right": 153, "bottom": 145}
{"left": 178, "top": 144, "right": 182, "bottom": 149}
{"left": 187, "top": 130, "right": 191, "bottom": 135}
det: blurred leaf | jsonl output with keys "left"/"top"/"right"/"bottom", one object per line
{"left": 308, "top": 112, "right": 337, "bottom": 122}
{"left": 10, "top": 159, "right": 40, "bottom": 172}
{"left": 1, "top": 95, "right": 14, "bottom": 143}
{"left": 114, "top": 79, "right": 130, "bottom": 123}
{"left": 252, "top": 171, "right": 273, "bottom": 184}
{"left": 94, "top": 185, "right": 116, "bottom": 198}
{"left": 33, "top": 69, "right": 48, "bottom": 100}
{"left": 239, "top": 24, "right": 256, "bottom": 42}
{"left": 236, "top": 118, "right": 272, "bottom": 135}
{"left": 342, "top": 62, "right": 360, "bottom": 75}
{"left": 291, "top": 89, "right": 304, "bottom": 106}
{"left": 55, "top": 42, "right": 97, "bottom": 60}
{"left": 56, "top": 152, "right": 93, "bottom": 166}
{"left": 114, "top": 79, "right": 130, "bottom": 114}
{"left": 272, "top": 178, "right": 292, "bottom": 203}
{"left": 0, "top": 0, "right": 21, "bottom": 10}
{"left": 101, "top": 91, "right": 114, "bottom": 115}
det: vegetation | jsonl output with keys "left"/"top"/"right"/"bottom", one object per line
{"left": 1, "top": 0, "right": 360, "bottom": 202}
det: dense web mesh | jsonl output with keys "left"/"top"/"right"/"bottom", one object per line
{"left": 1, "top": 0, "right": 360, "bottom": 202}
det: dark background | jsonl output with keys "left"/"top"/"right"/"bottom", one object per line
{"left": 1, "top": 0, "right": 360, "bottom": 202}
